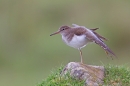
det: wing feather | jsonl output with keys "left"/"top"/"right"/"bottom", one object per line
{"left": 94, "top": 39, "right": 116, "bottom": 58}
{"left": 90, "top": 28, "right": 108, "bottom": 41}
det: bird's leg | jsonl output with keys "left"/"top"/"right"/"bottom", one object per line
{"left": 78, "top": 48, "right": 83, "bottom": 63}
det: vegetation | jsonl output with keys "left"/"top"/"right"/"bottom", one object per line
{"left": 38, "top": 65, "right": 130, "bottom": 86}
{"left": 37, "top": 66, "right": 85, "bottom": 86}
{"left": 104, "top": 65, "right": 130, "bottom": 86}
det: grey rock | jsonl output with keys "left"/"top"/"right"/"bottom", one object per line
{"left": 61, "top": 62, "right": 105, "bottom": 86}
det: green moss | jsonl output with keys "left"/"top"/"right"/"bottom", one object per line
{"left": 37, "top": 65, "right": 130, "bottom": 86}
{"left": 104, "top": 64, "right": 130, "bottom": 86}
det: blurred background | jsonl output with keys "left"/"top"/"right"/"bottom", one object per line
{"left": 0, "top": 0, "right": 130, "bottom": 86}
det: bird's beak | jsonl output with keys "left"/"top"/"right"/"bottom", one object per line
{"left": 50, "top": 30, "right": 60, "bottom": 36}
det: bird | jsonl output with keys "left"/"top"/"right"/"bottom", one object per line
{"left": 50, "top": 24, "right": 116, "bottom": 63}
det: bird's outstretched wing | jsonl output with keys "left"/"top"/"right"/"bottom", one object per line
{"left": 90, "top": 28, "right": 99, "bottom": 31}
{"left": 90, "top": 28, "right": 108, "bottom": 41}
{"left": 72, "top": 24, "right": 86, "bottom": 29}
{"left": 72, "top": 24, "right": 80, "bottom": 27}
{"left": 94, "top": 39, "right": 116, "bottom": 58}
{"left": 85, "top": 28, "right": 116, "bottom": 58}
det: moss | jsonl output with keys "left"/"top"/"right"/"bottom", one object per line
{"left": 37, "top": 65, "right": 130, "bottom": 86}
{"left": 104, "top": 64, "right": 130, "bottom": 86}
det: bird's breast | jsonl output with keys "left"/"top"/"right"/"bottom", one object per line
{"left": 62, "top": 34, "right": 88, "bottom": 49}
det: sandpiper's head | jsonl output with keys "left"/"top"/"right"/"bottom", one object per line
{"left": 50, "top": 25, "right": 70, "bottom": 36}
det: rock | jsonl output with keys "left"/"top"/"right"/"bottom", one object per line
{"left": 61, "top": 62, "right": 105, "bottom": 86}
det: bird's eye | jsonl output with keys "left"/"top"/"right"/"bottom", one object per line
{"left": 62, "top": 28, "right": 65, "bottom": 30}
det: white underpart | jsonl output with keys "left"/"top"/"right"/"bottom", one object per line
{"left": 62, "top": 34, "right": 88, "bottom": 49}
